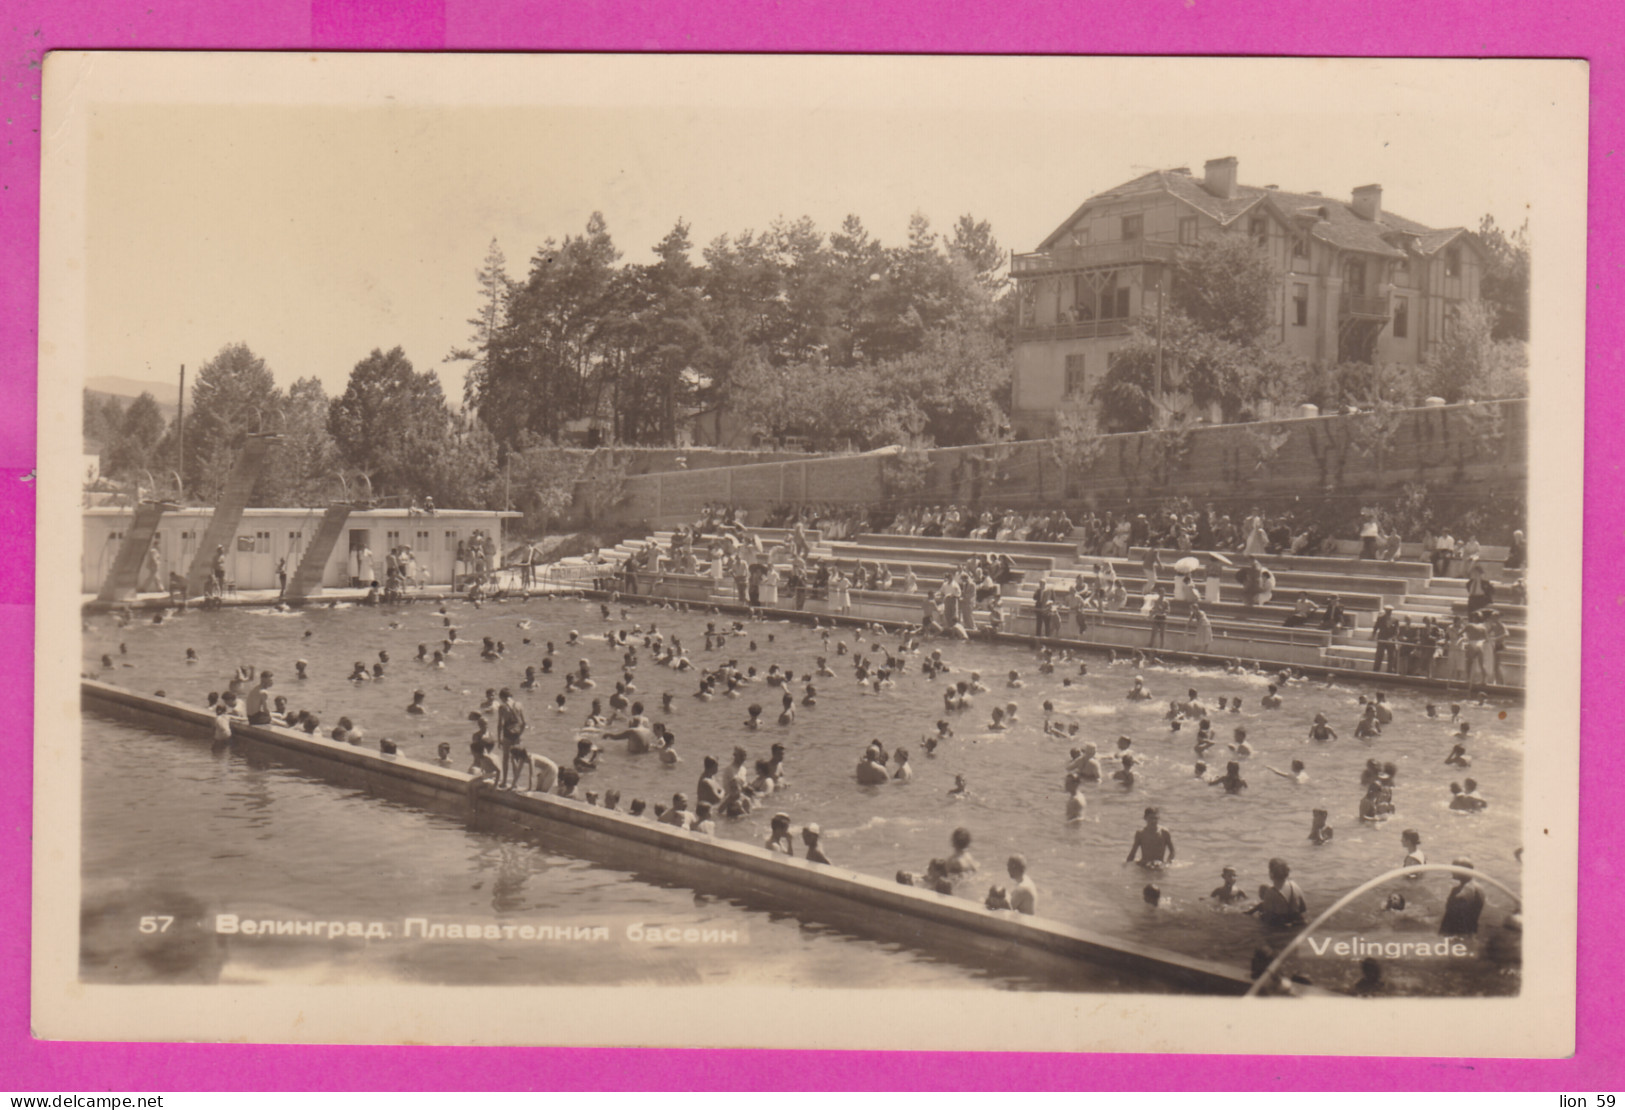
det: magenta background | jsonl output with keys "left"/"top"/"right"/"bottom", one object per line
{"left": 2, "top": 0, "right": 1618, "bottom": 1091}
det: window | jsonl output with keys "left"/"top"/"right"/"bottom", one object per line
{"left": 1064, "top": 354, "right": 1088, "bottom": 397}
{"left": 1071, "top": 275, "right": 1096, "bottom": 320}
{"left": 1178, "top": 217, "right": 1199, "bottom": 245}
{"left": 1342, "top": 257, "right": 1366, "bottom": 296}
{"left": 1393, "top": 297, "right": 1409, "bottom": 339}
{"left": 1249, "top": 215, "right": 1268, "bottom": 246}
{"left": 1291, "top": 236, "right": 1309, "bottom": 264}
{"left": 1018, "top": 283, "right": 1037, "bottom": 327}
{"left": 1121, "top": 214, "right": 1143, "bottom": 242}
{"left": 1097, "top": 274, "right": 1131, "bottom": 319}
{"left": 445, "top": 530, "right": 459, "bottom": 552}
{"left": 1391, "top": 257, "right": 1410, "bottom": 287}
{"left": 256, "top": 530, "right": 271, "bottom": 554}
{"left": 1069, "top": 225, "right": 1090, "bottom": 248}
{"left": 1444, "top": 247, "right": 1461, "bottom": 278}
{"left": 1292, "top": 283, "right": 1309, "bottom": 327}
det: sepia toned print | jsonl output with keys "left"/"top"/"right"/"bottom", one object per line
{"left": 36, "top": 53, "right": 1584, "bottom": 1053}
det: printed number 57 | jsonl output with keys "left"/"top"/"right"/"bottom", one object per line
{"left": 139, "top": 916, "right": 174, "bottom": 933}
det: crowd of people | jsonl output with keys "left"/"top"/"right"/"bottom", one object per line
{"left": 145, "top": 577, "right": 1518, "bottom": 1001}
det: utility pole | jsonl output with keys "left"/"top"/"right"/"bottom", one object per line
{"left": 1153, "top": 263, "right": 1167, "bottom": 428}
{"left": 175, "top": 364, "right": 185, "bottom": 498}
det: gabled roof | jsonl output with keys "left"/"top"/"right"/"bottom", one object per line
{"left": 1037, "top": 167, "right": 1480, "bottom": 261}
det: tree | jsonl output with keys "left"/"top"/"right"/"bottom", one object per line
{"left": 1425, "top": 302, "right": 1527, "bottom": 402}
{"left": 948, "top": 214, "right": 1006, "bottom": 294}
{"left": 328, "top": 347, "right": 452, "bottom": 501}
{"left": 104, "top": 392, "right": 169, "bottom": 480}
{"left": 1169, "top": 234, "right": 1278, "bottom": 346}
{"left": 184, "top": 343, "right": 283, "bottom": 502}
{"left": 83, "top": 393, "right": 124, "bottom": 454}
{"left": 447, "top": 238, "right": 512, "bottom": 409}
{"left": 1091, "top": 235, "right": 1287, "bottom": 430}
{"left": 1477, "top": 215, "right": 1529, "bottom": 342}
{"left": 263, "top": 376, "right": 342, "bottom": 505}
{"left": 870, "top": 325, "right": 1012, "bottom": 446}
{"left": 478, "top": 213, "right": 624, "bottom": 448}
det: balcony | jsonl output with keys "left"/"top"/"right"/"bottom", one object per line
{"left": 1010, "top": 238, "right": 1179, "bottom": 277}
{"left": 1340, "top": 292, "right": 1391, "bottom": 319}
{"left": 1014, "top": 317, "right": 1135, "bottom": 343}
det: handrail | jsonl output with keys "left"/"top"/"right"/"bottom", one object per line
{"left": 1244, "top": 862, "right": 1521, "bottom": 997}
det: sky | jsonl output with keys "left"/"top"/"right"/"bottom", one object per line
{"left": 70, "top": 54, "right": 1562, "bottom": 407}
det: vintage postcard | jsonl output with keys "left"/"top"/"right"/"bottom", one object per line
{"left": 34, "top": 53, "right": 1585, "bottom": 1054}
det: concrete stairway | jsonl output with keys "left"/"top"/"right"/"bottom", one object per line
{"left": 183, "top": 433, "right": 283, "bottom": 597}
{"left": 96, "top": 500, "right": 170, "bottom": 602}
{"left": 283, "top": 504, "right": 352, "bottom": 601}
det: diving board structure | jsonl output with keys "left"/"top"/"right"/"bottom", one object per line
{"left": 95, "top": 501, "right": 171, "bottom": 602}
{"left": 282, "top": 504, "right": 352, "bottom": 602}
{"left": 182, "top": 433, "right": 283, "bottom": 597}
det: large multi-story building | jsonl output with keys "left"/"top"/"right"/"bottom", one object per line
{"left": 1009, "top": 156, "right": 1486, "bottom": 436}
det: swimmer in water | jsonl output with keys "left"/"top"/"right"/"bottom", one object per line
{"left": 765, "top": 813, "right": 795, "bottom": 855}
{"left": 892, "top": 747, "right": 913, "bottom": 783}
{"left": 988, "top": 707, "right": 1007, "bottom": 731}
{"left": 801, "top": 683, "right": 817, "bottom": 707}
{"left": 948, "top": 774, "right": 968, "bottom": 797}
{"left": 1064, "top": 773, "right": 1086, "bottom": 821}
{"left": 745, "top": 703, "right": 763, "bottom": 730}
{"left": 1230, "top": 727, "right": 1252, "bottom": 757}
{"left": 1211, "top": 866, "right": 1249, "bottom": 906}
{"left": 778, "top": 693, "right": 796, "bottom": 726}
{"left": 1126, "top": 807, "right": 1174, "bottom": 866}
{"left": 1260, "top": 684, "right": 1283, "bottom": 709}
{"left": 799, "top": 824, "right": 832, "bottom": 865}
{"left": 435, "top": 742, "right": 453, "bottom": 766}
{"left": 349, "top": 661, "right": 370, "bottom": 682}
{"left": 1308, "top": 714, "right": 1337, "bottom": 742}
{"left": 1126, "top": 675, "right": 1152, "bottom": 701}
{"left": 1359, "top": 781, "right": 1390, "bottom": 822}
{"left": 1250, "top": 858, "right": 1308, "bottom": 927}
{"left": 1445, "top": 743, "right": 1472, "bottom": 767}
{"left": 1401, "top": 829, "right": 1426, "bottom": 873}
{"left": 1209, "top": 761, "right": 1248, "bottom": 794}
{"left": 1308, "top": 808, "right": 1334, "bottom": 844}
{"left": 1266, "top": 759, "right": 1308, "bottom": 784}
{"left": 185, "top": 647, "right": 198, "bottom": 664}
{"left": 406, "top": 690, "right": 427, "bottom": 715}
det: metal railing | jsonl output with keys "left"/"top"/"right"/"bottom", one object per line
{"left": 1340, "top": 293, "right": 1391, "bottom": 318}
{"left": 1014, "top": 318, "right": 1135, "bottom": 343}
{"left": 1011, "top": 239, "right": 1179, "bottom": 275}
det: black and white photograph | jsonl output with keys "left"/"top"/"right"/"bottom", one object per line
{"left": 35, "top": 53, "right": 1585, "bottom": 1053}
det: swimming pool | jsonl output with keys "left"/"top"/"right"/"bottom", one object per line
{"left": 82, "top": 595, "right": 1523, "bottom": 994}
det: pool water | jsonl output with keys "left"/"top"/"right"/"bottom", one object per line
{"left": 82, "top": 596, "right": 1524, "bottom": 994}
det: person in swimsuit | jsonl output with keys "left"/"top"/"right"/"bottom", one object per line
{"left": 1126, "top": 807, "right": 1174, "bottom": 866}
{"left": 1251, "top": 858, "right": 1308, "bottom": 926}
{"left": 1211, "top": 866, "right": 1249, "bottom": 906}
{"left": 802, "top": 824, "right": 831, "bottom": 865}
{"left": 1439, "top": 858, "right": 1487, "bottom": 936}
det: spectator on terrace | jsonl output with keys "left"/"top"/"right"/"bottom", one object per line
{"left": 1318, "top": 594, "right": 1346, "bottom": 631}
{"left": 1504, "top": 529, "right": 1527, "bottom": 572}
{"left": 1358, "top": 509, "right": 1381, "bottom": 560}
{"left": 1283, "top": 593, "right": 1318, "bottom": 628}
{"left": 1431, "top": 526, "right": 1457, "bottom": 577}
{"left": 1465, "top": 565, "right": 1495, "bottom": 617}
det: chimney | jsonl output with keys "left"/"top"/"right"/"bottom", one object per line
{"left": 1352, "top": 184, "right": 1383, "bottom": 222}
{"left": 1203, "top": 156, "right": 1238, "bottom": 199}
